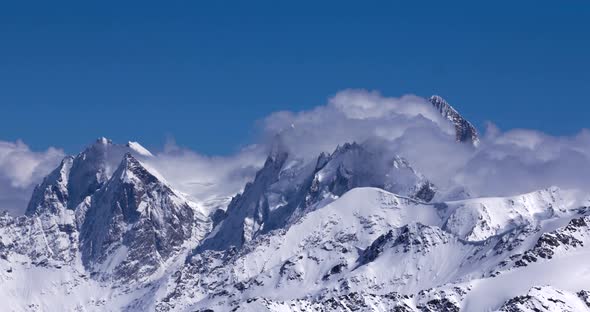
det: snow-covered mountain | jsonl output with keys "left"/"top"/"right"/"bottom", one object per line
{"left": 26, "top": 137, "right": 153, "bottom": 218}
{"left": 198, "top": 140, "right": 435, "bottom": 252}
{"left": 79, "top": 153, "right": 207, "bottom": 282}
{"left": 1, "top": 105, "right": 589, "bottom": 312}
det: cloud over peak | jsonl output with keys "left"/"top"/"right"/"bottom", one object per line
{"left": 2, "top": 89, "right": 590, "bottom": 215}
{"left": 0, "top": 140, "right": 64, "bottom": 214}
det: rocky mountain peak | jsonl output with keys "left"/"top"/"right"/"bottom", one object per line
{"left": 429, "top": 95, "right": 479, "bottom": 146}
{"left": 198, "top": 141, "right": 436, "bottom": 253}
{"left": 116, "top": 153, "right": 160, "bottom": 186}
{"left": 126, "top": 141, "right": 154, "bottom": 157}
{"left": 79, "top": 152, "right": 198, "bottom": 281}
{"left": 26, "top": 139, "right": 155, "bottom": 218}
{"left": 25, "top": 156, "right": 74, "bottom": 216}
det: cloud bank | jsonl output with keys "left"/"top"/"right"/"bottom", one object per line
{"left": 144, "top": 139, "right": 266, "bottom": 214}
{"left": 0, "top": 140, "right": 64, "bottom": 215}
{"left": 261, "top": 89, "right": 590, "bottom": 200}
{"left": 2, "top": 89, "right": 589, "bottom": 215}
{"left": 261, "top": 90, "right": 455, "bottom": 159}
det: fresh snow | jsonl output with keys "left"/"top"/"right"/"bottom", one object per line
{"left": 2, "top": 133, "right": 590, "bottom": 311}
{"left": 126, "top": 141, "right": 154, "bottom": 157}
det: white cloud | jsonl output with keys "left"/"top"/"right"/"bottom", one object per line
{"left": 2, "top": 89, "right": 589, "bottom": 215}
{"left": 329, "top": 89, "right": 443, "bottom": 122}
{"left": 0, "top": 140, "right": 64, "bottom": 214}
{"left": 143, "top": 139, "right": 266, "bottom": 213}
{"left": 262, "top": 89, "right": 454, "bottom": 160}
{"left": 260, "top": 89, "right": 590, "bottom": 200}
{"left": 455, "top": 127, "right": 590, "bottom": 197}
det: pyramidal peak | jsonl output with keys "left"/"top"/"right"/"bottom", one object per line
{"left": 26, "top": 138, "right": 156, "bottom": 217}
{"left": 429, "top": 95, "right": 479, "bottom": 146}
{"left": 79, "top": 152, "right": 201, "bottom": 281}
{"left": 126, "top": 141, "right": 154, "bottom": 157}
{"left": 116, "top": 152, "right": 168, "bottom": 187}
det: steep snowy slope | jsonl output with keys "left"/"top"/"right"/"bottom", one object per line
{"left": 442, "top": 187, "right": 571, "bottom": 242}
{"left": 0, "top": 141, "right": 211, "bottom": 311}
{"left": 496, "top": 286, "right": 590, "bottom": 312}
{"left": 80, "top": 153, "right": 209, "bottom": 282}
{"left": 26, "top": 138, "right": 157, "bottom": 213}
{"left": 199, "top": 141, "right": 435, "bottom": 252}
{"left": 26, "top": 137, "right": 132, "bottom": 217}
{"left": 157, "top": 186, "right": 584, "bottom": 311}
{"left": 3, "top": 132, "right": 590, "bottom": 311}
{"left": 1, "top": 182, "right": 587, "bottom": 311}
{"left": 159, "top": 187, "right": 441, "bottom": 311}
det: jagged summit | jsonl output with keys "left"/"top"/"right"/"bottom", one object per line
{"left": 79, "top": 152, "right": 200, "bottom": 281}
{"left": 197, "top": 142, "right": 290, "bottom": 251}
{"left": 26, "top": 139, "right": 155, "bottom": 217}
{"left": 126, "top": 141, "right": 154, "bottom": 157}
{"left": 25, "top": 156, "right": 74, "bottom": 216}
{"left": 429, "top": 95, "right": 479, "bottom": 146}
{"left": 116, "top": 152, "right": 160, "bottom": 185}
{"left": 198, "top": 140, "right": 435, "bottom": 252}
{"left": 26, "top": 138, "right": 115, "bottom": 216}
{"left": 7, "top": 133, "right": 590, "bottom": 311}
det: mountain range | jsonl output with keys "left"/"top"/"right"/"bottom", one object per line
{"left": 1, "top": 96, "right": 589, "bottom": 312}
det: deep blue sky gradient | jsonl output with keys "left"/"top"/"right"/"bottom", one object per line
{"left": 1, "top": 1, "right": 589, "bottom": 154}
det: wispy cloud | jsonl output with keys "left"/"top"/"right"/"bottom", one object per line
{"left": 261, "top": 89, "right": 590, "bottom": 199}
{"left": 2, "top": 89, "right": 589, "bottom": 215}
{"left": 144, "top": 138, "right": 266, "bottom": 210}
{"left": 262, "top": 89, "right": 454, "bottom": 160}
{"left": 0, "top": 140, "right": 64, "bottom": 214}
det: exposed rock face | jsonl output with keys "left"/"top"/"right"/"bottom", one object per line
{"left": 232, "top": 292, "right": 417, "bottom": 311}
{"left": 358, "top": 223, "right": 453, "bottom": 267}
{"left": 305, "top": 143, "right": 436, "bottom": 205}
{"left": 25, "top": 156, "right": 74, "bottom": 217}
{"left": 199, "top": 286, "right": 467, "bottom": 311}
{"left": 4, "top": 133, "right": 590, "bottom": 311}
{"left": 0, "top": 211, "right": 78, "bottom": 264}
{"left": 80, "top": 153, "right": 200, "bottom": 281}
{"left": 495, "top": 212, "right": 590, "bottom": 273}
{"left": 196, "top": 143, "right": 290, "bottom": 252}
{"left": 3, "top": 140, "right": 209, "bottom": 284}
{"left": 199, "top": 141, "right": 435, "bottom": 252}
{"left": 498, "top": 286, "right": 590, "bottom": 312}
{"left": 429, "top": 95, "right": 479, "bottom": 145}
{"left": 18, "top": 138, "right": 131, "bottom": 265}
{"left": 26, "top": 137, "right": 126, "bottom": 217}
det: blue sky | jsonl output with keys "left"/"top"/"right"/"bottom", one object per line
{"left": 1, "top": 1, "right": 589, "bottom": 154}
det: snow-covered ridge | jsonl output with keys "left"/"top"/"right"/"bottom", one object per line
{"left": 26, "top": 137, "right": 156, "bottom": 217}
{"left": 126, "top": 141, "right": 154, "bottom": 157}
{"left": 198, "top": 140, "right": 435, "bottom": 252}
{"left": 2, "top": 133, "right": 590, "bottom": 311}
{"left": 496, "top": 286, "right": 590, "bottom": 312}
{"left": 158, "top": 186, "right": 584, "bottom": 311}
{"left": 442, "top": 187, "right": 568, "bottom": 241}
{"left": 79, "top": 153, "right": 206, "bottom": 282}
